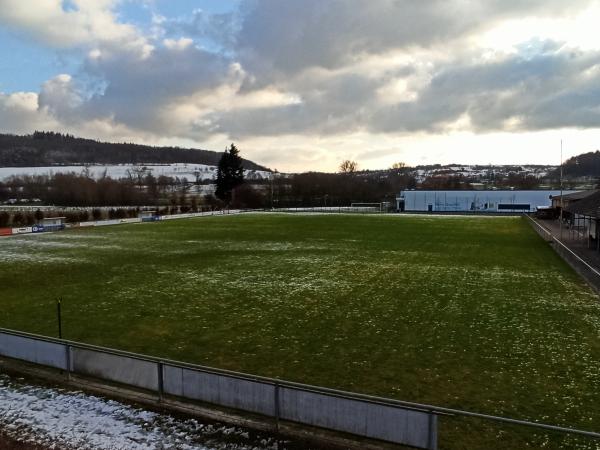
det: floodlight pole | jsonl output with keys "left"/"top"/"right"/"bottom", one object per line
{"left": 559, "top": 140, "right": 563, "bottom": 240}
{"left": 270, "top": 173, "right": 274, "bottom": 210}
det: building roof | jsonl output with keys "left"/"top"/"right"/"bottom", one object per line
{"left": 565, "top": 191, "right": 600, "bottom": 218}
{"left": 550, "top": 190, "right": 597, "bottom": 201}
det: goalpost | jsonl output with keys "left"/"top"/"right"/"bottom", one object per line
{"left": 349, "top": 202, "right": 385, "bottom": 213}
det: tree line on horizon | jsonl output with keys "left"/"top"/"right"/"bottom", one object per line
{"left": 2, "top": 137, "right": 599, "bottom": 209}
{"left": 0, "top": 132, "right": 268, "bottom": 171}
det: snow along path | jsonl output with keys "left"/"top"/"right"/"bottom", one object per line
{"left": 0, "top": 374, "right": 286, "bottom": 450}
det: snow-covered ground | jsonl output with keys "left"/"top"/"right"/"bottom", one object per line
{"left": 0, "top": 164, "right": 271, "bottom": 181}
{"left": 0, "top": 374, "right": 287, "bottom": 450}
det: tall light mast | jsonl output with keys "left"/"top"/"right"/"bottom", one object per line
{"left": 559, "top": 140, "right": 563, "bottom": 240}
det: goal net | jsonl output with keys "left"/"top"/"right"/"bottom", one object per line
{"left": 349, "top": 202, "right": 384, "bottom": 213}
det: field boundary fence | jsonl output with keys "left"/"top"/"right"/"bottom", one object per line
{"left": 1, "top": 328, "right": 599, "bottom": 449}
{"left": 0, "top": 209, "right": 244, "bottom": 237}
{"left": 526, "top": 214, "right": 554, "bottom": 242}
{"left": 526, "top": 215, "right": 600, "bottom": 292}
{"left": 0, "top": 328, "right": 436, "bottom": 449}
{"left": 267, "top": 206, "right": 390, "bottom": 214}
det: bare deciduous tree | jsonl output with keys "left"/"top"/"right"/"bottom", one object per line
{"left": 339, "top": 160, "right": 358, "bottom": 174}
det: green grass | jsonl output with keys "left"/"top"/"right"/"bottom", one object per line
{"left": 1, "top": 214, "right": 599, "bottom": 449}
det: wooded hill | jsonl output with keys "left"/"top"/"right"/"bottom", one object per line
{"left": 558, "top": 150, "right": 600, "bottom": 178}
{"left": 0, "top": 132, "right": 270, "bottom": 171}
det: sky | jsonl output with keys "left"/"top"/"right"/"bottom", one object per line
{"left": 1, "top": 1, "right": 600, "bottom": 172}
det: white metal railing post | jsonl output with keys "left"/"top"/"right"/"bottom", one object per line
{"left": 428, "top": 413, "right": 438, "bottom": 450}
{"left": 65, "top": 343, "right": 71, "bottom": 381}
{"left": 274, "top": 382, "right": 280, "bottom": 432}
{"left": 157, "top": 361, "right": 164, "bottom": 402}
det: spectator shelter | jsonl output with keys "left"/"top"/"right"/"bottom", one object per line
{"left": 551, "top": 190, "right": 598, "bottom": 220}
{"left": 565, "top": 191, "right": 600, "bottom": 251}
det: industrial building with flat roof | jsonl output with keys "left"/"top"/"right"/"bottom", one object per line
{"left": 397, "top": 190, "right": 580, "bottom": 213}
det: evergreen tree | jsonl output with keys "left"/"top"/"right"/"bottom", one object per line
{"left": 215, "top": 143, "right": 245, "bottom": 203}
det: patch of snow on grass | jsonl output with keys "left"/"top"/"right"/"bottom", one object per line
{"left": 0, "top": 375, "right": 283, "bottom": 450}
{"left": 0, "top": 251, "right": 81, "bottom": 264}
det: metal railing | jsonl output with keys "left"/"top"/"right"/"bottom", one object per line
{"left": 265, "top": 206, "right": 390, "bottom": 214}
{"left": 525, "top": 214, "right": 553, "bottom": 242}
{"left": 526, "top": 215, "right": 600, "bottom": 292}
{"left": 1, "top": 327, "right": 599, "bottom": 449}
{"left": 0, "top": 327, "right": 435, "bottom": 449}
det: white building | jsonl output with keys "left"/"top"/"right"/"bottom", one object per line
{"left": 397, "top": 190, "right": 580, "bottom": 213}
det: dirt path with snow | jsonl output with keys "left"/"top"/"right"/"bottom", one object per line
{"left": 0, "top": 373, "right": 307, "bottom": 450}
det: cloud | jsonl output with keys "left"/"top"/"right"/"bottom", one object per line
{"left": 370, "top": 44, "right": 600, "bottom": 133}
{"left": 79, "top": 42, "right": 233, "bottom": 133}
{"left": 206, "top": 71, "right": 381, "bottom": 138}
{"left": 233, "top": 0, "right": 589, "bottom": 78}
{"left": 0, "top": 0, "right": 147, "bottom": 52}
{"left": 1, "top": 0, "right": 600, "bottom": 171}
{"left": 161, "top": 9, "right": 238, "bottom": 52}
{"left": 0, "top": 91, "right": 59, "bottom": 134}
{"left": 202, "top": 41, "right": 600, "bottom": 140}
{"left": 38, "top": 74, "right": 83, "bottom": 119}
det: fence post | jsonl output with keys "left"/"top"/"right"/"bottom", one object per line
{"left": 56, "top": 298, "right": 62, "bottom": 339}
{"left": 428, "top": 413, "right": 437, "bottom": 450}
{"left": 157, "top": 361, "right": 164, "bottom": 402}
{"left": 65, "top": 343, "right": 71, "bottom": 381}
{"left": 274, "top": 382, "right": 280, "bottom": 432}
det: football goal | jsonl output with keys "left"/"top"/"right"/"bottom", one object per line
{"left": 349, "top": 202, "right": 385, "bottom": 213}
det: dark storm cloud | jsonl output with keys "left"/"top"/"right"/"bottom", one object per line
{"left": 233, "top": 0, "right": 582, "bottom": 77}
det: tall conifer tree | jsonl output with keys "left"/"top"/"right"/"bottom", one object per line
{"left": 215, "top": 143, "right": 245, "bottom": 203}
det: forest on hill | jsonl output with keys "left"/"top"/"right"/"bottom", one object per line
{"left": 0, "top": 132, "right": 269, "bottom": 171}
{"left": 557, "top": 150, "right": 600, "bottom": 178}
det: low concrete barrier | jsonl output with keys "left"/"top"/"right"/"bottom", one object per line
{"left": 526, "top": 216, "right": 600, "bottom": 293}
{"left": 71, "top": 348, "right": 158, "bottom": 391}
{"left": 526, "top": 216, "right": 553, "bottom": 242}
{"left": 164, "top": 365, "right": 276, "bottom": 416}
{"left": 551, "top": 239, "right": 600, "bottom": 293}
{"left": 279, "top": 386, "right": 435, "bottom": 448}
{"left": 2, "top": 327, "right": 597, "bottom": 448}
{"left": 0, "top": 328, "right": 437, "bottom": 449}
{"left": 0, "top": 332, "right": 67, "bottom": 370}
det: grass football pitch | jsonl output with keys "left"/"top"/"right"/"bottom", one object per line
{"left": 1, "top": 214, "right": 599, "bottom": 449}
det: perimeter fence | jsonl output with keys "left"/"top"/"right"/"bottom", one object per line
{"left": 1, "top": 327, "right": 599, "bottom": 449}
{"left": 526, "top": 215, "right": 600, "bottom": 292}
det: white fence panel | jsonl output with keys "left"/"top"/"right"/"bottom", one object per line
{"left": 0, "top": 332, "right": 67, "bottom": 370}
{"left": 279, "top": 387, "right": 434, "bottom": 448}
{"left": 71, "top": 348, "right": 158, "bottom": 391}
{"left": 163, "top": 365, "right": 275, "bottom": 416}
